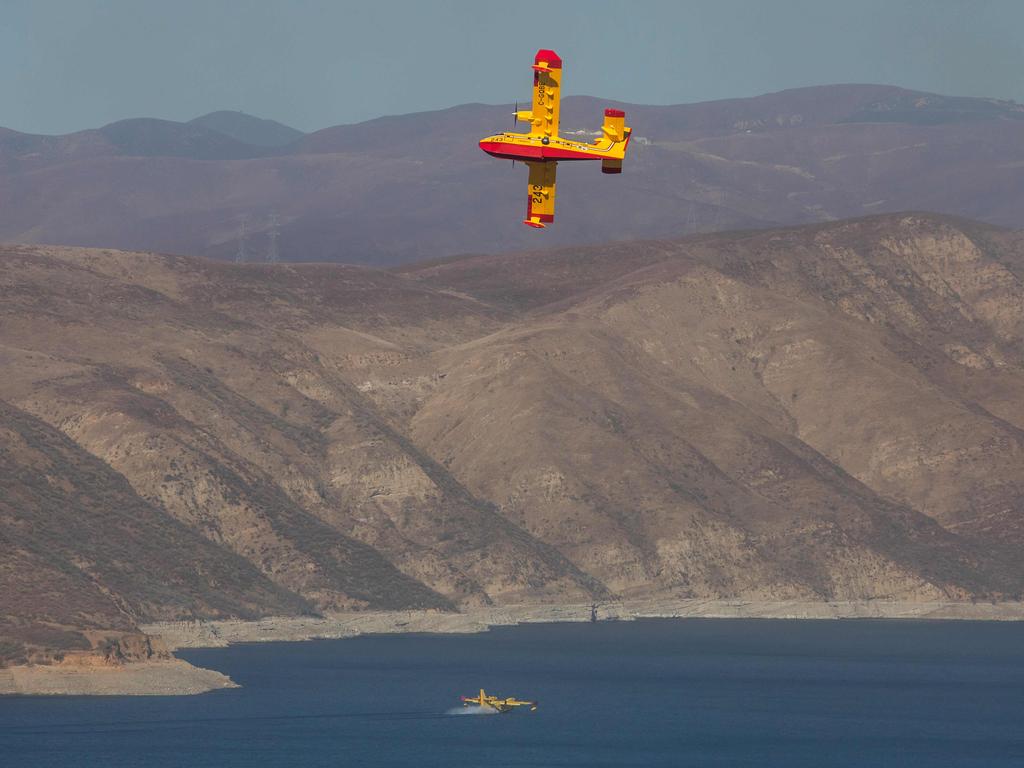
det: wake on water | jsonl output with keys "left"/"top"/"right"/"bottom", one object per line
{"left": 445, "top": 706, "right": 498, "bottom": 716}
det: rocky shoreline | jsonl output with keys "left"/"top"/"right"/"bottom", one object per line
{"left": 146, "top": 598, "right": 1024, "bottom": 651}
{"left": 5, "top": 599, "right": 1022, "bottom": 696}
{"left": 0, "top": 659, "right": 237, "bottom": 696}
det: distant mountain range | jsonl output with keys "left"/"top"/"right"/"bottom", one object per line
{"left": 2, "top": 212, "right": 1024, "bottom": 663}
{"left": 2, "top": 85, "right": 1023, "bottom": 264}
{"left": 188, "top": 111, "right": 305, "bottom": 147}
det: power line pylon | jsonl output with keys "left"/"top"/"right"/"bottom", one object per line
{"left": 234, "top": 214, "right": 248, "bottom": 263}
{"left": 266, "top": 213, "right": 280, "bottom": 264}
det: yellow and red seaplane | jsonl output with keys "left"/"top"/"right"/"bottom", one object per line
{"left": 460, "top": 688, "right": 539, "bottom": 713}
{"left": 479, "top": 48, "right": 632, "bottom": 228}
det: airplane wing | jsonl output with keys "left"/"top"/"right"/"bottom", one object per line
{"left": 524, "top": 161, "right": 557, "bottom": 228}
{"left": 529, "top": 49, "right": 561, "bottom": 137}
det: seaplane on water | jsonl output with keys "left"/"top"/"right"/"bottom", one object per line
{"left": 460, "top": 688, "right": 538, "bottom": 713}
{"left": 479, "top": 48, "right": 633, "bottom": 228}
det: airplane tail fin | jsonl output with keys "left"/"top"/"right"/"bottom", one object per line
{"left": 602, "top": 109, "right": 626, "bottom": 142}
{"left": 599, "top": 109, "right": 632, "bottom": 166}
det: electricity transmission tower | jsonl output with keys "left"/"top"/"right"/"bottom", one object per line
{"left": 266, "top": 213, "right": 280, "bottom": 263}
{"left": 234, "top": 214, "right": 248, "bottom": 263}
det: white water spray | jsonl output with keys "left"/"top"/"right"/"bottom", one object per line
{"left": 445, "top": 706, "right": 498, "bottom": 716}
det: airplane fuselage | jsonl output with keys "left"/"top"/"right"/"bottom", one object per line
{"left": 460, "top": 688, "right": 538, "bottom": 713}
{"left": 479, "top": 131, "right": 624, "bottom": 162}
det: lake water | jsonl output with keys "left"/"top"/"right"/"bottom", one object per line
{"left": 2, "top": 618, "right": 1023, "bottom": 767}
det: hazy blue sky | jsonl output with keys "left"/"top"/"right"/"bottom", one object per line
{"left": 3, "top": 0, "right": 1023, "bottom": 134}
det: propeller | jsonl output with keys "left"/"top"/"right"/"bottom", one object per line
{"left": 512, "top": 100, "right": 519, "bottom": 168}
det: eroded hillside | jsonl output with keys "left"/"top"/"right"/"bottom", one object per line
{"left": 2, "top": 213, "right": 1023, "bottom": 662}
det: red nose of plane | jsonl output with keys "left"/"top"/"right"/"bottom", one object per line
{"left": 479, "top": 138, "right": 505, "bottom": 158}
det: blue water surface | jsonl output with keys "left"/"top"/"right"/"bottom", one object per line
{"left": 1, "top": 618, "right": 1023, "bottom": 767}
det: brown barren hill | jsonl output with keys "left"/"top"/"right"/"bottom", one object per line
{"left": 2, "top": 212, "right": 1024, "bottom": 662}
{"left": 0, "top": 399, "right": 309, "bottom": 665}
